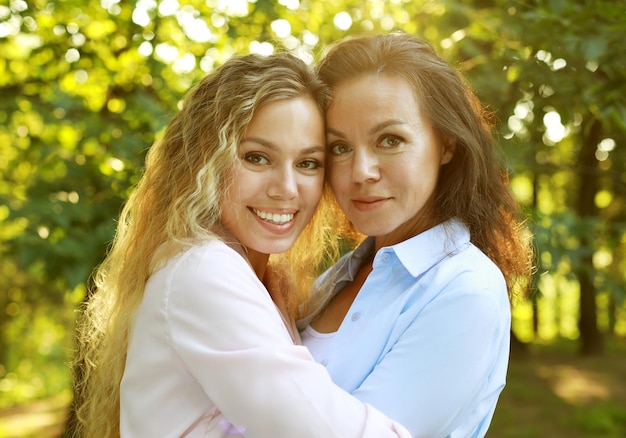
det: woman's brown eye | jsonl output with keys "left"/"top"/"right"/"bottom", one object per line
{"left": 380, "top": 136, "right": 401, "bottom": 148}
{"left": 297, "top": 160, "right": 322, "bottom": 170}
{"left": 330, "top": 144, "right": 351, "bottom": 155}
{"left": 244, "top": 153, "right": 269, "bottom": 165}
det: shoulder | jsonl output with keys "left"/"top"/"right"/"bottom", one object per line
{"left": 452, "top": 243, "right": 505, "bottom": 287}
{"left": 161, "top": 239, "right": 268, "bottom": 318}
{"left": 428, "top": 244, "right": 510, "bottom": 319}
{"left": 150, "top": 239, "right": 261, "bottom": 301}
{"left": 172, "top": 239, "right": 253, "bottom": 277}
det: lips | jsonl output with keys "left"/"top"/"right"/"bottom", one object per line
{"left": 252, "top": 208, "right": 295, "bottom": 225}
{"left": 351, "top": 196, "right": 390, "bottom": 211}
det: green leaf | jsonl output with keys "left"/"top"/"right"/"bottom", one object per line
{"left": 583, "top": 36, "right": 607, "bottom": 61}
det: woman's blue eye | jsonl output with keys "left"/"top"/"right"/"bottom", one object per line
{"left": 330, "top": 144, "right": 351, "bottom": 155}
{"left": 243, "top": 153, "right": 269, "bottom": 165}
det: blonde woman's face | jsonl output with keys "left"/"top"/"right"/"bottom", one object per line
{"left": 220, "top": 96, "right": 325, "bottom": 264}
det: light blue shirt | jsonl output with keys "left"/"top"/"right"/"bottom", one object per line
{"left": 299, "top": 219, "right": 511, "bottom": 438}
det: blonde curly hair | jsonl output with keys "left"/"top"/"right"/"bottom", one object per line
{"left": 68, "top": 52, "right": 341, "bottom": 437}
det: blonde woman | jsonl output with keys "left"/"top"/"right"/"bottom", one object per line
{"left": 69, "top": 53, "right": 410, "bottom": 437}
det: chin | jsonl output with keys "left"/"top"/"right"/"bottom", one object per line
{"left": 255, "top": 242, "right": 294, "bottom": 255}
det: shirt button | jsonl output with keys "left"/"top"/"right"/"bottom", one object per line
{"left": 321, "top": 359, "right": 328, "bottom": 366}
{"left": 382, "top": 253, "right": 390, "bottom": 262}
{"left": 351, "top": 312, "right": 361, "bottom": 321}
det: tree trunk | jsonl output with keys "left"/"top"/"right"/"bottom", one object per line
{"left": 531, "top": 172, "right": 540, "bottom": 339}
{"left": 531, "top": 296, "right": 539, "bottom": 338}
{"left": 576, "top": 117, "right": 603, "bottom": 356}
{"left": 578, "top": 263, "right": 602, "bottom": 355}
{"left": 510, "top": 329, "right": 528, "bottom": 359}
{"left": 608, "top": 293, "right": 616, "bottom": 335}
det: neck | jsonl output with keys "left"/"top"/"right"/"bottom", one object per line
{"left": 246, "top": 249, "right": 270, "bottom": 280}
{"left": 374, "top": 206, "right": 441, "bottom": 251}
{"left": 214, "top": 223, "right": 269, "bottom": 280}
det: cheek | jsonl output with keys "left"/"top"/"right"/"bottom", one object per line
{"left": 301, "top": 174, "right": 325, "bottom": 204}
{"left": 222, "top": 167, "right": 245, "bottom": 199}
{"left": 328, "top": 162, "right": 348, "bottom": 193}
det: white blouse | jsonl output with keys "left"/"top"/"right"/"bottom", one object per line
{"left": 300, "top": 325, "right": 336, "bottom": 361}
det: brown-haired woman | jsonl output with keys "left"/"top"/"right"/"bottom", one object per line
{"left": 300, "top": 32, "right": 534, "bottom": 438}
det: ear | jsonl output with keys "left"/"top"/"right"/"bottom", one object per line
{"left": 440, "top": 137, "right": 456, "bottom": 165}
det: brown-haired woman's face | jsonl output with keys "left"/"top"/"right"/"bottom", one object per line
{"left": 220, "top": 96, "right": 325, "bottom": 262}
{"left": 326, "top": 74, "right": 455, "bottom": 246}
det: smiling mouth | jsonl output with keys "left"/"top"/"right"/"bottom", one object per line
{"left": 352, "top": 197, "right": 389, "bottom": 211}
{"left": 252, "top": 208, "right": 295, "bottom": 225}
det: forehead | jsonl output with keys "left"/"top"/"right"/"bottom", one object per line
{"left": 327, "top": 74, "right": 421, "bottom": 124}
{"left": 250, "top": 96, "right": 322, "bottom": 123}
{"left": 241, "top": 96, "right": 325, "bottom": 151}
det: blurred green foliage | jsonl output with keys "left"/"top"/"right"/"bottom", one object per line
{"left": 1, "top": 0, "right": 625, "bottom": 408}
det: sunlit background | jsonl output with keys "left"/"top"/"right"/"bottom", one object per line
{"left": 1, "top": 0, "right": 625, "bottom": 436}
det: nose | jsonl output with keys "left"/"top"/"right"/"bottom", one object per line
{"left": 268, "top": 166, "right": 298, "bottom": 200}
{"left": 351, "top": 149, "right": 380, "bottom": 183}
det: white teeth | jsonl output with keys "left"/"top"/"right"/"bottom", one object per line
{"left": 253, "top": 209, "right": 294, "bottom": 225}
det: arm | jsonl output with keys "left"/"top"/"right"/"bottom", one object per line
{"left": 167, "top": 243, "right": 410, "bottom": 438}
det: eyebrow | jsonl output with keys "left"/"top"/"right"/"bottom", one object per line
{"left": 241, "top": 137, "right": 325, "bottom": 155}
{"left": 327, "top": 119, "right": 407, "bottom": 137}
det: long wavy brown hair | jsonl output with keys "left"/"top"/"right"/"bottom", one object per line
{"left": 317, "top": 32, "right": 534, "bottom": 300}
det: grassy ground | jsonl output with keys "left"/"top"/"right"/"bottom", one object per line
{"left": 489, "top": 337, "right": 626, "bottom": 437}
{"left": 1, "top": 337, "right": 625, "bottom": 437}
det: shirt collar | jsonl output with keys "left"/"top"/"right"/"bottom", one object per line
{"left": 348, "top": 218, "right": 470, "bottom": 278}
{"left": 345, "top": 236, "right": 376, "bottom": 280}
{"left": 299, "top": 219, "right": 470, "bottom": 327}
{"left": 389, "top": 218, "right": 470, "bottom": 277}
